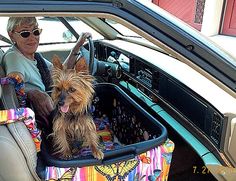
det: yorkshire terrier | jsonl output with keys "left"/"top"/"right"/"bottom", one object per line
{"left": 50, "top": 55, "right": 104, "bottom": 160}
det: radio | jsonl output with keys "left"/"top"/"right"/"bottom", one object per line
{"left": 136, "top": 69, "right": 152, "bottom": 87}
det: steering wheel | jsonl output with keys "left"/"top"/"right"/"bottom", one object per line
{"left": 87, "top": 37, "right": 95, "bottom": 74}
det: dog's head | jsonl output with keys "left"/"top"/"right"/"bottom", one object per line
{"left": 51, "top": 55, "right": 95, "bottom": 115}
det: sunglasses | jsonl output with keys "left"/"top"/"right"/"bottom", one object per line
{"left": 14, "top": 28, "right": 42, "bottom": 38}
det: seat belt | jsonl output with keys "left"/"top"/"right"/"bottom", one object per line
{"left": 0, "top": 34, "right": 12, "bottom": 45}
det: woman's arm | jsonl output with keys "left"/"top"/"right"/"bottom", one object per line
{"left": 7, "top": 72, "right": 53, "bottom": 123}
{"left": 64, "top": 32, "right": 91, "bottom": 69}
{"left": 27, "top": 89, "right": 53, "bottom": 120}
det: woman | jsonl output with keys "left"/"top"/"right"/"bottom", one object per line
{"left": 2, "top": 17, "right": 91, "bottom": 126}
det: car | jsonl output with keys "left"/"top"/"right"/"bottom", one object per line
{"left": 0, "top": 0, "right": 236, "bottom": 181}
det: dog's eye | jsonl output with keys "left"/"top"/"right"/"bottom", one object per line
{"left": 55, "top": 87, "right": 61, "bottom": 92}
{"left": 68, "top": 87, "right": 76, "bottom": 93}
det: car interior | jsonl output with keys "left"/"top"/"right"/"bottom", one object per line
{"left": 0, "top": 14, "right": 235, "bottom": 181}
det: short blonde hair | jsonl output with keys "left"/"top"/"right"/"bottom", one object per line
{"left": 7, "top": 17, "right": 38, "bottom": 32}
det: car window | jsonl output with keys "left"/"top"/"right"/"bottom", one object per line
{"left": 68, "top": 17, "right": 104, "bottom": 40}
{"left": 37, "top": 17, "right": 77, "bottom": 43}
{"left": 0, "top": 16, "right": 104, "bottom": 48}
{"left": 104, "top": 19, "right": 140, "bottom": 37}
{"left": 38, "top": 17, "right": 104, "bottom": 44}
{"left": 0, "top": 17, "right": 10, "bottom": 47}
{"left": 103, "top": 18, "right": 167, "bottom": 53}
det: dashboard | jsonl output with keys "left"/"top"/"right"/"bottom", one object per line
{"left": 93, "top": 39, "right": 228, "bottom": 159}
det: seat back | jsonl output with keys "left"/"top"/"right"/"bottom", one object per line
{"left": 0, "top": 49, "right": 41, "bottom": 181}
{"left": 0, "top": 48, "right": 19, "bottom": 108}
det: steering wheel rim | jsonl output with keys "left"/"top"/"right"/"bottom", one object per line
{"left": 87, "top": 37, "right": 94, "bottom": 74}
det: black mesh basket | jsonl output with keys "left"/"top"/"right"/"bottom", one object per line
{"left": 40, "top": 83, "right": 167, "bottom": 167}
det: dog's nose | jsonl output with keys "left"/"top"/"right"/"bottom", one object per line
{"left": 58, "top": 100, "right": 64, "bottom": 106}
{"left": 58, "top": 91, "right": 66, "bottom": 106}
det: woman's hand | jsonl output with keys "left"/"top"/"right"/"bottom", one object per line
{"left": 73, "top": 32, "right": 92, "bottom": 51}
{"left": 65, "top": 32, "right": 92, "bottom": 69}
{"left": 27, "top": 89, "right": 54, "bottom": 125}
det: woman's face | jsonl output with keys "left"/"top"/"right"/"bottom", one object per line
{"left": 9, "top": 22, "right": 40, "bottom": 58}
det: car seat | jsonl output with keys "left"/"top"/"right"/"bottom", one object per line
{"left": 0, "top": 48, "right": 41, "bottom": 181}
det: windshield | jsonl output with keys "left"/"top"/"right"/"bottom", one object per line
{"left": 104, "top": 19, "right": 141, "bottom": 37}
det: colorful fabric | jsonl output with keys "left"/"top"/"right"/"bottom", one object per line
{"left": 0, "top": 107, "right": 41, "bottom": 152}
{"left": 0, "top": 75, "right": 26, "bottom": 107}
{"left": 45, "top": 139, "right": 174, "bottom": 181}
{"left": 70, "top": 115, "right": 119, "bottom": 158}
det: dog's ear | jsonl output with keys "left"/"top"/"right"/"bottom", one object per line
{"left": 75, "top": 56, "right": 89, "bottom": 73}
{"left": 52, "top": 54, "right": 63, "bottom": 70}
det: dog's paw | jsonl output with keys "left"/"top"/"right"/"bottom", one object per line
{"left": 62, "top": 154, "right": 73, "bottom": 160}
{"left": 93, "top": 149, "right": 104, "bottom": 160}
{"left": 60, "top": 152, "right": 73, "bottom": 160}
